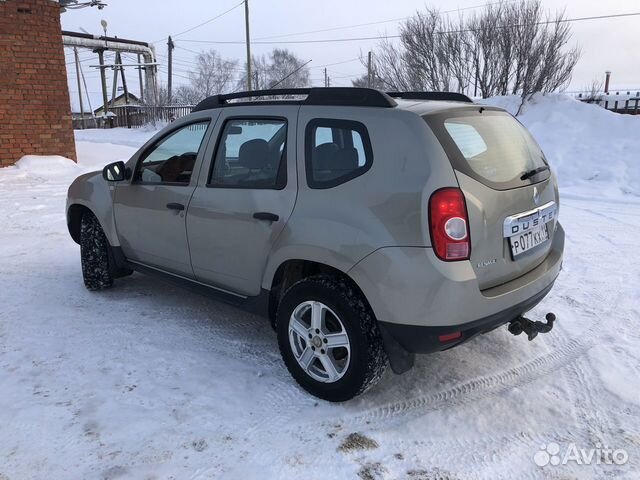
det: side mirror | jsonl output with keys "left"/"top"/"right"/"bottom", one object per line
{"left": 102, "top": 161, "right": 130, "bottom": 182}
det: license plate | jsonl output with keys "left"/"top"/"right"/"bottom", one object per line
{"left": 509, "top": 223, "right": 549, "bottom": 257}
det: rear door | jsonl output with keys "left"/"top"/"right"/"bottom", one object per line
{"left": 425, "top": 108, "right": 558, "bottom": 290}
{"left": 186, "top": 106, "right": 299, "bottom": 296}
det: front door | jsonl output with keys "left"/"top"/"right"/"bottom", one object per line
{"left": 187, "top": 106, "right": 299, "bottom": 296}
{"left": 114, "top": 120, "right": 212, "bottom": 277}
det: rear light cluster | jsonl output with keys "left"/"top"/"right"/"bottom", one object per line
{"left": 429, "top": 187, "right": 471, "bottom": 261}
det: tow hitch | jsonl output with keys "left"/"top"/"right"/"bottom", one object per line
{"left": 508, "top": 313, "right": 556, "bottom": 341}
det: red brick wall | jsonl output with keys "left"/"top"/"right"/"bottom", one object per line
{"left": 0, "top": 0, "right": 76, "bottom": 166}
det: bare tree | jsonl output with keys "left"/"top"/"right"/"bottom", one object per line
{"left": 351, "top": 51, "right": 391, "bottom": 89}
{"left": 368, "top": 0, "right": 579, "bottom": 107}
{"left": 351, "top": 73, "right": 387, "bottom": 89}
{"left": 173, "top": 85, "right": 203, "bottom": 105}
{"left": 169, "top": 50, "right": 238, "bottom": 104}
{"left": 267, "top": 49, "right": 310, "bottom": 88}
{"left": 580, "top": 79, "right": 604, "bottom": 103}
{"left": 191, "top": 50, "right": 238, "bottom": 97}
{"left": 237, "top": 48, "right": 310, "bottom": 91}
{"left": 156, "top": 84, "right": 170, "bottom": 105}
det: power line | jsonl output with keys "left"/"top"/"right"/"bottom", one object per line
{"left": 310, "top": 57, "right": 360, "bottom": 69}
{"left": 156, "top": 66, "right": 192, "bottom": 81}
{"left": 253, "top": 0, "right": 516, "bottom": 41}
{"left": 151, "top": 1, "right": 244, "bottom": 43}
{"left": 173, "top": 46, "right": 359, "bottom": 71}
{"left": 179, "top": 11, "right": 640, "bottom": 45}
{"left": 175, "top": 45, "right": 205, "bottom": 56}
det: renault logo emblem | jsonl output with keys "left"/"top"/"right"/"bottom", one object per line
{"left": 533, "top": 186, "right": 540, "bottom": 205}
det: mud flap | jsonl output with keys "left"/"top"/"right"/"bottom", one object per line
{"left": 108, "top": 245, "right": 133, "bottom": 278}
{"left": 378, "top": 323, "right": 415, "bottom": 374}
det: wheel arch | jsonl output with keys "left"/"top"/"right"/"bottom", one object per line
{"left": 67, "top": 203, "right": 94, "bottom": 245}
{"left": 66, "top": 171, "right": 120, "bottom": 247}
{"left": 266, "top": 258, "right": 373, "bottom": 327}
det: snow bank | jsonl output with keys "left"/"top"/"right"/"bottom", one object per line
{"left": 7, "top": 140, "right": 140, "bottom": 184}
{"left": 482, "top": 94, "right": 640, "bottom": 200}
{"left": 14, "top": 155, "right": 82, "bottom": 179}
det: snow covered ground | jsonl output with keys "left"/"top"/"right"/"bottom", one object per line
{"left": 1, "top": 96, "right": 639, "bottom": 479}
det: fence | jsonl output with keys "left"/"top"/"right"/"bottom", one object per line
{"left": 72, "top": 116, "right": 98, "bottom": 129}
{"left": 576, "top": 91, "right": 640, "bottom": 115}
{"left": 106, "top": 104, "right": 195, "bottom": 128}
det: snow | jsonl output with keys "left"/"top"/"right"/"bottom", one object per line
{"left": 1, "top": 96, "right": 639, "bottom": 479}
{"left": 14, "top": 155, "right": 84, "bottom": 179}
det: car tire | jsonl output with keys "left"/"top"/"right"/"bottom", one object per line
{"left": 80, "top": 212, "right": 114, "bottom": 291}
{"left": 276, "top": 275, "right": 387, "bottom": 402}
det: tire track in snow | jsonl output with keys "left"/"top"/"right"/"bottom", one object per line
{"left": 566, "top": 360, "right": 616, "bottom": 443}
{"left": 332, "top": 335, "right": 593, "bottom": 431}
{"left": 248, "top": 332, "right": 596, "bottom": 440}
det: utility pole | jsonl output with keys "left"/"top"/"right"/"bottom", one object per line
{"left": 254, "top": 69, "right": 259, "bottom": 90}
{"left": 110, "top": 51, "right": 119, "bottom": 107}
{"left": 115, "top": 51, "right": 131, "bottom": 128}
{"left": 117, "top": 51, "right": 129, "bottom": 104}
{"left": 137, "top": 53, "right": 144, "bottom": 103}
{"left": 324, "top": 68, "right": 328, "bottom": 88}
{"left": 80, "top": 64, "right": 96, "bottom": 126}
{"left": 244, "top": 0, "right": 252, "bottom": 91}
{"left": 167, "top": 35, "right": 174, "bottom": 103}
{"left": 367, "top": 51, "right": 372, "bottom": 88}
{"left": 97, "top": 49, "right": 109, "bottom": 120}
{"left": 73, "top": 47, "right": 86, "bottom": 129}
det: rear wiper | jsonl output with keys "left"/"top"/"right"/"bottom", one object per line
{"left": 520, "top": 165, "right": 550, "bottom": 181}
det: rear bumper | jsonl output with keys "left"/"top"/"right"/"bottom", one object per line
{"left": 348, "top": 222, "right": 564, "bottom": 331}
{"left": 378, "top": 278, "right": 555, "bottom": 354}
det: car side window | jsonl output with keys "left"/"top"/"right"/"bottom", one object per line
{"left": 209, "top": 118, "right": 287, "bottom": 189}
{"left": 305, "top": 119, "right": 373, "bottom": 189}
{"left": 135, "top": 121, "right": 210, "bottom": 185}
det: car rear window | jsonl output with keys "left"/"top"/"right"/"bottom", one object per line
{"left": 426, "top": 109, "right": 549, "bottom": 190}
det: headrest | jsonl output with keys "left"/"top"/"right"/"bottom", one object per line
{"left": 313, "top": 143, "right": 339, "bottom": 170}
{"left": 238, "top": 139, "right": 269, "bottom": 170}
{"left": 314, "top": 145, "right": 358, "bottom": 171}
{"left": 315, "top": 142, "right": 339, "bottom": 157}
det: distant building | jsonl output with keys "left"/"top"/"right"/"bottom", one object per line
{"left": 93, "top": 92, "right": 141, "bottom": 117}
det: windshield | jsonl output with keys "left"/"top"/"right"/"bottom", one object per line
{"left": 426, "top": 109, "right": 549, "bottom": 190}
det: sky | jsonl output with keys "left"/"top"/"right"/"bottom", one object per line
{"left": 60, "top": 0, "right": 640, "bottom": 110}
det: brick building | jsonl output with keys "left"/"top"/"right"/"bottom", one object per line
{"left": 0, "top": 0, "right": 76, "bottom": 166}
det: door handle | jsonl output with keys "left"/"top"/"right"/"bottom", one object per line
{"left": 253, "top": 212, "right": 279, "bottom": 222}
{"left": 166, "top": 202, "right": 185, "bottom": 211}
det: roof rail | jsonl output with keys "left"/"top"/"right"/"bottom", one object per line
{"left": 386, "top": 91, "right": 474, "bottom": 103}
{"left": 192, "top": 87, "right": 397, "bottom": 112}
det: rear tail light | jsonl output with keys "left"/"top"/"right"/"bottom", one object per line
{"left": 429, "top": 188, "right": 471, "bottom": 261}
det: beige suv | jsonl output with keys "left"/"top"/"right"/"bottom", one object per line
{"left": 67, "top": 88, "right": 564, "bottom": 401}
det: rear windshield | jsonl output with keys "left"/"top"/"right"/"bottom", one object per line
{"left": 425, "top": 109, "right": 549, "bottom": 190}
